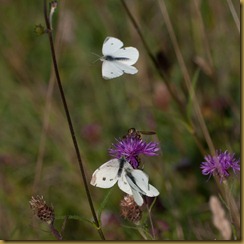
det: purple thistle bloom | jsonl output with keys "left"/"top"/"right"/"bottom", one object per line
{"left": 200, "top": 150, "right": 240, "bottom": 182}
{"left": 109, "top": 136, "right": 160, "bottom": 169}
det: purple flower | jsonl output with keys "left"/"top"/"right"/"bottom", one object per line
{"left": 200, "top": 150, "right": 240, "bottom": 182}
{"left": 109, "top": 135, "right": 160, "bottom": 169}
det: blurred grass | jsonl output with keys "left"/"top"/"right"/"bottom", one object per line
{"left": 0, "top": 0, "right": 240, "bottom": 240}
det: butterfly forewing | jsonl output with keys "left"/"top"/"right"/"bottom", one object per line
{"left": 130, "top": 169, "right": 150, "bottom": 192}
{"left": 90, "top": 159, "right": 120, "bottom": 188}
{"left": 118, "top": 170, "right": 133, "bottom": 195}
{"left": 125, "top": 169, "right": 160, "bottom": 197}
{"left": 102, "top": 37, "right": 124, "bottom": 55}
{"left": 112, "top": 47, "right": 139, "bottom": 65}
{"left": 90, "top": 158, "right": 134, "bottom": 193}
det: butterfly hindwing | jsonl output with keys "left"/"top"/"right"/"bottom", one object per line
{"left": 102, "top": 61, "right": 124, "bottom": 79}
{"left": 113, "top": 61, "right": 138, "bottom": 75}
{"left": 146, "top": 184, "right": 160, "bottom": 197}
{"left": 130, "top": 187, "right": 144, "bottom": 206}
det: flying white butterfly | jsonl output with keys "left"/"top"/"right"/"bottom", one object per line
{"left": 100, "top": 37, "right": 139, "bottom": 80}
{"left": 90, "top": 158, "right": 159, "bottom": 206}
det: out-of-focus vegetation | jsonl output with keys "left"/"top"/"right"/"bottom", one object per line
{"left": 0, "top": 0, "right": 240, "bottom": 240}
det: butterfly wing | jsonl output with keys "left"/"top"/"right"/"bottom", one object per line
{"left": 146, "top": 184, "right": 160, "bottom": 197}
{"left": 117, "top": 161, "right": 134, "bottom": 195}
{"left": 113, "top": 61, "right": 138, "bottom": 75}
{"left": 130, "top": 187, "right": 144, "bottom": 206}
{"left": 102, "top": 61, "right": 124, "bottom": 79}
{"left": 118, "top": 172, "right": 133, "bottom": 195}
{"left": 126, "top": 169, "right": 160, "bottom": 196}
{"left": 102, "top": 37, "right": 124, "bottom": 56}
{"left": 131, "top": 170, "right": 160, "bottom": 197}
{"left": 112, "top": 47, "right": 139, "bottom": 65}
{"left": 125, "top": 172, "right": 145, "bottom": 206}
{"left": 126, "top": 169, "right": 149, "bottom": 193}
{"left": 90, "top": 159, "right": 120, "bottom": 188}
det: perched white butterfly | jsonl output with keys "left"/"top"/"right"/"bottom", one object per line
{"left": 90, "top": 158, "right": 159, "bottom": 206}
{"left": 124, "top": 167, "right": 160, "bottom": 206}
{"left": 100, "top": 37, "right": 139, "bottom": 79}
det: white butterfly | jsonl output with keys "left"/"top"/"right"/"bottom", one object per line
{"left": 90, "top": 158, "right": 159, "bottom": 206}
{"left": 100, "top": 37, "right": 139, "bottom": 80}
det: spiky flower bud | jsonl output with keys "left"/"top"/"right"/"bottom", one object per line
{"left": 34, "top": 24, "right": 46, "bottom": 35}
{"left": 120, "top": 195, "right": 142, "bottom": 223}
{"left": 29, "top": 195, "right": 55, "bottom": 225}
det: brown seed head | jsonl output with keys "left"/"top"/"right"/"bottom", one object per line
{"left": 120, "top": 195, "right": 142, "bottom": 223}
{"left": 29, "top": 195, "right": 55, "bottom": 225}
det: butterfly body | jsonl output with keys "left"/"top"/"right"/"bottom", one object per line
{"left": 102, "top": 55, "right": 130, "bottom": 62}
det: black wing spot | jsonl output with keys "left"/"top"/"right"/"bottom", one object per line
{"left": 102, "top": 177, "right": 106, "bottom": 181}
{"left": 109, "top": 178, "right": 114, "bottom": 181}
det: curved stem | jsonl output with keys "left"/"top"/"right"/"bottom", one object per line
{"left": 226, "top": 0, "right": 240, "bottom": 33}
{"left": 121, "top": 0, "right": 206, "bottom": 155}
{"left": 157, "top": 0, "right": 215, "bottom": 155}
{"left": 120, "top": 0, "right": 185, "bottom": 117}
{"left": 43, "top": 0, "right": 105, "bottom": 240}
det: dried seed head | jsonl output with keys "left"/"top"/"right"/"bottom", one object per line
{"left": 29, "top": 195, "right": 55, "bottom": 225}
{"left": 120, "top": 195, "right": 142, "bottom": 223}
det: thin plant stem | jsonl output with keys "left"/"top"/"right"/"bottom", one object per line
{"left": 121, "top": 0, "right": 206, "bottom": 156}
{"left": 193, "top": 0, "right": 214, "bottom": 71}
{"left": 49, "top": 224, "right": 63, "bottom": 240}
{"left": 158, "top": 0, "right": 215, "bottom": 155}
{"left": 214, "top": 175, "right": 240, "bottom": 232}
{"left": 33, "top": 0, "right": 67, "bottom": 194}
{"left": 146, "top": 199, "right": 156, "bottom": 240}
{"left": 43, "top": 0, "right": 105, "bottom": 240}
{"left": 32, "top": 70, "right": 55, "bottom": 193}
{"left": 136, "top": 223, "right": 148, "bottom": 240}
{"left": 226, "top": 0, "right": 240, "bottom": 33}
{"left": 32, "top": 11, "right": 62, "bottom": 192}
{"left": 120, "top": 0, "right": 185, "bottom": 117}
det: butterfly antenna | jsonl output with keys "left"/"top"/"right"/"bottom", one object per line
{"left": 91, "top": 52, "right": 102, "bottom": 63}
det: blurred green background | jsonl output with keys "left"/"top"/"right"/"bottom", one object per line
{"left": 0, "top": 0, "right": 240, "bottom": 240}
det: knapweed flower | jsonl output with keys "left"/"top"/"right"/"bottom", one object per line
{"left": 109, "top": 132, "right": 160, "bottom": 168}
{"left": 200, "top": 150, "right": 240, "bottom": 182}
